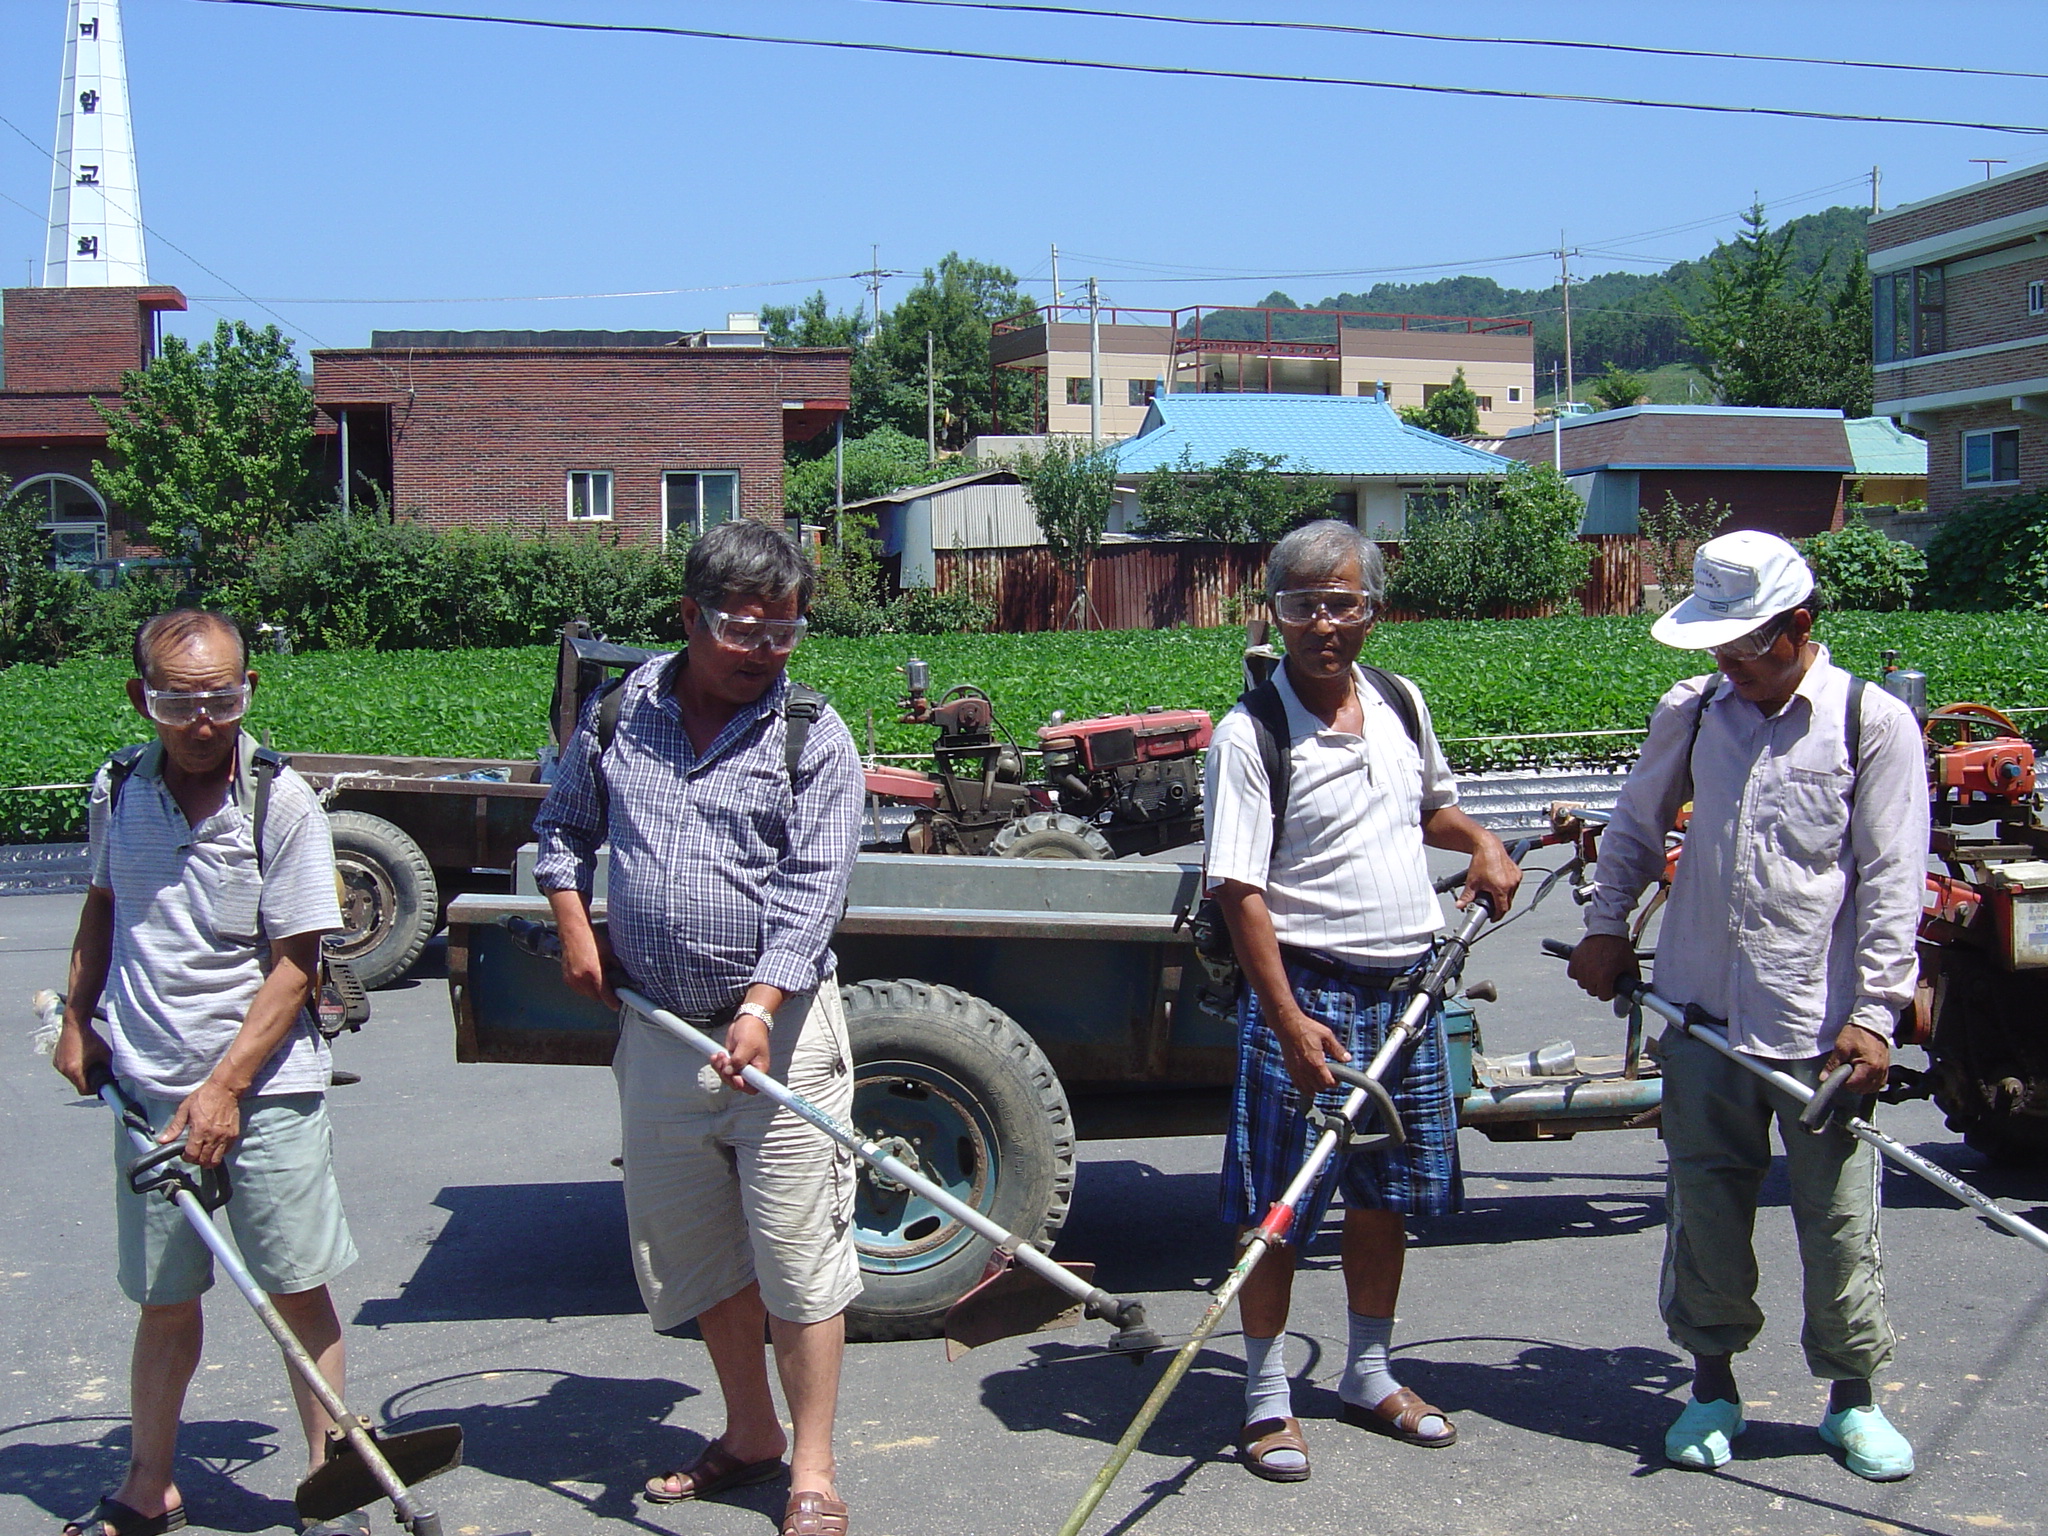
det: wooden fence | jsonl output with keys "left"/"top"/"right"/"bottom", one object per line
{"left": 930, "top": 536, "right": 1651, "bottom": 633}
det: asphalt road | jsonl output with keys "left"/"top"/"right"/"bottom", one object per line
{"left": 3, "top": 850, "right": 2046, "bottom": 1536}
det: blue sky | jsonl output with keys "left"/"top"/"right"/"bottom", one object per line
{"left": 3, "top": 0, "right": 2045, "bottom": 353}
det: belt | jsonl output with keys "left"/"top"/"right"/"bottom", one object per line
{"left": 1278, "top": 943, "right": 1424, "bottom": 986}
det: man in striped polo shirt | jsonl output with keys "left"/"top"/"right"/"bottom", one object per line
{"left": 1204, "top": 520, "right": 1520, "bottom": 1483}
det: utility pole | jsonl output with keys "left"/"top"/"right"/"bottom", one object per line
{"left": 1088, "top": 276, "right": 1102, "bottom": 445}
{"left": 833, "top": 413, "right": 845, "bottom": 553}
{"left": 1050, "top": 242, "right": 1063, "bottom": 312}
{"left": 1970, "top": 159, "right": 2008, "bottom": 181}
{"left": 1551, "top": 362, "right": 1562, "bottom": 473}
{"left": 1870, "top": 164, "right": 1881, "bottom": 214}
{"left": 1558, "top": 236, "right": 1578, "bottom": 408}
{"left": 852, "top": 245, "right": 902, "bottom": 343}
{"left": 926, "top": 330, "right": 937, "bottom": 461}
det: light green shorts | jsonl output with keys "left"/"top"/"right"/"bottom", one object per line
{"left": 114, "top": 1084, "right": 358, "bottom": 1306}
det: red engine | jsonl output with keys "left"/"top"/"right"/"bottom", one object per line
{"left": 1037, "top": 708, "right": 1213, "bottom": 854}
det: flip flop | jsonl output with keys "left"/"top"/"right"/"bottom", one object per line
{"left": 61, "top": 1496, "right": 187, "bottom": 1536}
{"left": 782, "top": 1489, "right": 850, "bottom": 1536}
{"left": 643, "top": 1442, "right": 787, "bottom": 1504}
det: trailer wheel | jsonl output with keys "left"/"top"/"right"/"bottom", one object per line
{"left": 990, "top": 812, "right": 1112, "bottom": 861}
{"left": 327, "top": 810, "right": 438, "bottom": 989}
{"left": 841, "top": 979, "right": 1075, "bottom": 1342}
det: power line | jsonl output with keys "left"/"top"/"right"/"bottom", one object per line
{"left": 834, "top": 0, "right": 2048, "bottom": 84}
{"left": 194, "top": 1, "right": 2048, "bottom": 136}
{"left": 185, "top": 271, "right": 867, "bottom": 304}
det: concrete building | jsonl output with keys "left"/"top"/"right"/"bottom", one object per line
{"left": 1870, "top": 160, "right": 2048, "bottom": 517}
{"left": 310, "top": 318, "right": 849, "bottom": 543}
{"left": 1110, "top": 392, "right": 1512, "bottom": 536}
{"left": 989, "top": 302, "right": 1537, "bottom": 441}
{"left": 1489, "top": 405, "right": 1854, "bottom": 538}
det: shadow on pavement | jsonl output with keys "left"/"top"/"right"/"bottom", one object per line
{"left": 380, "top": 1368, "right": 714, "bottom": 1529}
{"left": 354, "top": 1182, "right": 642, "bottom": 1325}
{"left": 0, "top": 1415, "right": 293, "bottom": 1532}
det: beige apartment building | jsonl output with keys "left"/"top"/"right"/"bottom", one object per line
{"left": 989, "top": 302, "right": 1537, "bottom": 440}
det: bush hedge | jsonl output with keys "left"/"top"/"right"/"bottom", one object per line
{"left": 1924, "top": 490, "right": 2048, "bottom": 612}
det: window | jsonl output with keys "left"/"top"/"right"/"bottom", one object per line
{"left": 1065, "top": 376, "right": 1094, "bottom": 406}
{"left": 6, "top": 473, "right": 107, "bottom": 569}
{"left": 566, "top": 471, "right": 612, "bottom": 521}
{"left": 1963, "top": 428, "right": 2020, "bottom": 487}
{"left": 1127, "top": 378, "right": 1157, "bottom": 406}
{"left": 1423, "top": 383, "right": 1451, "bottom": 403}
{"left": 1474, "top": 395, "right": 1494, "bottom": 412}
{"left": 1507, "top": 386, "right": 1522, "bottom": 403}
{"left": 2031, "top": 280, "right": 2046, "bottom": 317}
{"left": 1875, "top": 265, "right": 1947, "bottom": 362}
{"left": 664, "top": 470, "right": 738, "bottom": 541}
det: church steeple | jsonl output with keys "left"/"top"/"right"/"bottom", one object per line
{"left": 43, "top": 0, "right": 148, "bottom": 286}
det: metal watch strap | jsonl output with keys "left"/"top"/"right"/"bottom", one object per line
{"left": 735, "top": 1000, "right": 776, "bottom": 1028}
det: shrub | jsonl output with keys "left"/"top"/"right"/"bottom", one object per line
{"left": 1388, "top": 464, "right": 1592, "bottom": 618}
{"left": 1924, "top": 490, "right": 2048, "bottom": 611}
{"left": 0, "top": 491, "right": 84, "bottom": 666}
{"left": 889, "top": 585, "right": 995, "bottom": 635}
{"left": 1799, "top": 514, "right": 1925, "bottom": 611}
{"left": 1638, "top": 492, "right": 1727, "bottom": 601}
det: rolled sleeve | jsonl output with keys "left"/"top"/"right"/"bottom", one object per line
{"left": 256, "top": 779, "right": 345, "bottom": 941}
{"left": 749, "top": 708, "right": 864, "bottom": 995}
{"left": 531, "top": 691, "right": 607, "bottom": 895}
{"left": 1845, "top": 700, "right": 1931, "bottom": 1041}
{"left": 1202, "top": 709, "right": 1273, "bottom": 892}
{"left": 1585, "top": 678, "right": 1706, "bottom": 937}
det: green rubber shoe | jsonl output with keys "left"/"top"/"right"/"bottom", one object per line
{"left": 1818, "top": 1404, "right": 1914, "bottom": 1481}
{"left": 1665, "top": 1396, "right": 1746, "bottom": 1470}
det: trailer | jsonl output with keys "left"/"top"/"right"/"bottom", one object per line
{"left": 446, "top": 851, "right": 1660, "bottom": 1339}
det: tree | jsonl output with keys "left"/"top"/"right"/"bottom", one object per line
{"left": 1688, "top": 204, "right": 1872, "bottom": 416}
{"left": 761, "top": 290, "right": 868, "bottom": 349}
{"left": 1638, "top": 492, "right": 1727, "bottom": 603}
{"left": 0, "top": 488, "right": 81, "bottom": 665}
{"left": 855, "top": 254, "right": 1037, "bottom": 448}
{"left": 93, "top": 320, "right": 321, "bottom": 591}
{"left": 1396, "top": 367, "right": 1481, "bottom": 437}
{"left": 1588, "top": 363, "right": 1649, "bottom": 413}
{"left": 1134, "top": 446, "right": 1330, "bottom": 541}
{"left": 1387, "top": 464, "right": 1590, "bottom": 618}
{"left": 783, "top": 426, "right": 959, "bottom": 529}
{"left": 1016, "top": 438, "right": 1117, "bottom": 628}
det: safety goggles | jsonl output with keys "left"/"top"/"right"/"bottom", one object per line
{"left": 1706, "top": 618, "right": 1786, "bottom": 663}
{"left": 706, "top": 608, "right": 808, "bottom": 653}
{"left": 1272, "top": 588, "right": 1375, "bottom": 627}
{"left": 143, "top": 684, "right": 250, "bottom": 726}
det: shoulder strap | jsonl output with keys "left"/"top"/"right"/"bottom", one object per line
{"left": 1844, "top": 675, "right": 1867, "bottom": 813}
{"left": 785, "top": 684, "right": 826, "bottom": 789}
{"left": 1679, "top": 675, "right": 1719, "bottom": 805}
{"left": 249, "top": 746, "right": 288, "bottom": 875}
{"left": 105, "top": 742, "right": 151, "bottom": 816}
{"left": 1357, "top": 665, "right": 1422, "bottom": 750}
{"left": 1239, "top": 678, "right": 1292, "bottom": 856}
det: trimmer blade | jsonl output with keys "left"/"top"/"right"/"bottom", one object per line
{"left": 294, "top": 1422, "right": 464, "bottom": 1521}
{"left": 942, "top": 1259, "right": 1095, "bottom": 1361}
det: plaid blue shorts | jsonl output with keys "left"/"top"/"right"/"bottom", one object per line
{"left": 1219, "top": 953, "right": 1463, "bottom": 1235}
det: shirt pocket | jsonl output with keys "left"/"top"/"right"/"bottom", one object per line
{"left": 201, "top": 854, "right": 264, "bottom": 942}
{"left": 1775, "top": 766, "right": 1853, "bottom": 866}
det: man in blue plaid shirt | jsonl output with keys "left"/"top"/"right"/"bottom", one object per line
{"left": 533, "top": 519, "right": 865, "bottom": 1536}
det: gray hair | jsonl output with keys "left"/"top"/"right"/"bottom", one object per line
{"left": 134, "top": 609, "right": 246, "bottom": 684}
{"left": 684, "top": 518, "right": 814, "bottom": 611}
{"left": 1265, "top": 520, "right": 1386, "bottom": 604}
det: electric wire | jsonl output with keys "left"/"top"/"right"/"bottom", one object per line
{"left": 192, "top": 1, "right": 2048, "bottom": 136}
{"left": 833, "top": 0, "right": 2048, "bottom": 84}
{"left": 184, "top": 271, "right": 867, "bottom": 304}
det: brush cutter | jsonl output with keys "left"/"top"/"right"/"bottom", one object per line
{"left": 1537, "top": 943, "right": 2048, "bottom": 1256}
{"left": 495, "top": 917, "right": 1161, "bottom": 1361}
{"left": 33, "top": 992, "right": 464, "bottom": 1535}
{"left": 1057, "top": 896, "right": 1499, "bottom": 1536}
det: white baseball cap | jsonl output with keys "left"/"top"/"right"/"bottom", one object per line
{"left": 1650, "top": 529, "right": 1816, "bottom": 651}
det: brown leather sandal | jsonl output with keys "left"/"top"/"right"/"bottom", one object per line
{"left": 1340, "top": 1387, "right": 1457, "bottom": 1447}
{"left": 782, "top": 1490, "right": 850, "bottom": 1536}
{"left": 643, "top": 1442, "right": 787, "bottom": 1504}
{"left": 1238, "top": 1416, "right": 1312, "bottom": 1482}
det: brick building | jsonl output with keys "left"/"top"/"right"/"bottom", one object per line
{"left": 1870, "top": 160, "right": 2048, "bottom": 518}
{"left": 311, "top": 319, "right": 850, "bottom": 542}
{"left": 0, "top": 283, "right": 187, "bottom": 564}
{"left": 1488, "top": 404, "right": 1853, "bottom": 537}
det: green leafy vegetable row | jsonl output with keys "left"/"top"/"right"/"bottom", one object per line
{"left": 2, "top": 613, "right": 2040, "bottom": 844}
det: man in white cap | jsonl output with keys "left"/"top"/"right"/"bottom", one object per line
{"left": 1568, "top": 529, "right": 1928, "bottom": 1482}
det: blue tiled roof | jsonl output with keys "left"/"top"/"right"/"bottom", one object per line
{"left": 1844, "top": 416, "right": 1928, "bottom": 477}
{"left": 1112, "top": 393, "right": 1512, "bottom": 478}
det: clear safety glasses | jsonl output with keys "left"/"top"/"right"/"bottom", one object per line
{"left": 1272, "top": 588, "right": 1375, "bottom": 627}
{"left": 1707, "top": 619, "right": 1786, "bottom": 663}
{"left": 143, "top": 684, "right": 250, "bottom": 726}
{"left": 707, "top": 608, "right": 809, "bottom": 653}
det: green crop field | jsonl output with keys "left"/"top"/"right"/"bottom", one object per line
{"left": 2, "top": 612, "right": 2041, "bottom": 844}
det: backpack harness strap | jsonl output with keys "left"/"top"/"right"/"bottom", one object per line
{"left": 105, "top": 740, "right": 287, "bottom": 875}
{"left": 1239, "top": 663, "right": 1424, "bottom": 856}
{"left": 1679, "top": 670, "right": 1868, "bottom": 818}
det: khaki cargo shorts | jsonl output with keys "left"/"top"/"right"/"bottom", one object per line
{"left": 614, "top": 981, "right": 860, "bottom": 1329}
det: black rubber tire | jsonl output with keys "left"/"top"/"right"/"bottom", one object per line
{"left": 841, "top": 979, "right": 1075, "bottom": 1342}
{"left": 989, "top": 811, "right": 1113, "bottom": 861}
{"left": 1960, "top": 1118, "right": 2048, "bottom": 1169}
{"left": 326, "top": 810, "right": 438, "bottom": 989}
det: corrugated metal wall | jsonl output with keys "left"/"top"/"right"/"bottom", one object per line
{"left": 930, "top": 536, "right": 1649, "bottom": 632}
{"left": 930, "top": 481, "right": 1041, "bottom": 548}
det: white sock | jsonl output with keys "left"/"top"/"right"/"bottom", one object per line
{"left": 1340, "top": 1310, "right": 1446, "bottom": 1438}
{"left": 1241, "top": 1332, "right": 1305, "bottom": 1471}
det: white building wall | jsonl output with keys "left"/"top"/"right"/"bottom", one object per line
{"left": 44, "top": 0, "right": 148, "bottom": 286}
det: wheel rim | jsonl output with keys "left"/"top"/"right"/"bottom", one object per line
{"left": 852, "top": 1057, "right": 999, "bottom": 1274}
{"left": 330, "top": 853, "right": 396, "bottom": 960}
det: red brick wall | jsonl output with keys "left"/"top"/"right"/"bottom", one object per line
{"left": 1874, "top": 338, "right": 2048, "bottom": 409}
{"left": 312, "top": 347, "right": 849, "bottom": 542}
{"left": 1943, "top": 252, "right": 2048, "bottom": 353}
{"left": 0, "top": 441, "right": 153, "bottom": 556}
{"left": 1921, "top": 402, "right": 2044, "bottom": 517}
{"left": 0, "top": 286, "right": 181, "bottom": 393}
{"left": 1869, "top": 165, "right": 2048, "bottom": 252}
{"left": 1635, "top": 470, "right": 1845, "bottom": 538}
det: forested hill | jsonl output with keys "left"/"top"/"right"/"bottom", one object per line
{"left": 1201, "top": 205, "right": 1868, "bottom": 379}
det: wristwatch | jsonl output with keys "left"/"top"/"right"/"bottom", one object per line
{"left": 735, "top": 1001, "right": 776, "bottom": 1029}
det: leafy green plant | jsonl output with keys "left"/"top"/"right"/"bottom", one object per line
{"left": 1388, "top": 465, "right": 1591, "bottom": 618}
{"left": 1924, "top": 490, "right": 2048, "bottom": 612}
{"left": 1016, "top": 438, "right": 1117, "bottom": 628}
{"left": 888, "top": 585, "right": 995, "bottom": 634}
{"left": 1135, "top": 446, "right": 1330, "bottom": 542}
{"left": 1396, "top": 367, "right": 1482, "bottom": 437}
{"left": 0, "top": 490, "right": 83, "bottom": 666}
{"left": 1800, "top": 515, "right": 1925, "bottom": 611}
{"left": 1639, "top": 492, "right": 1727, "bottom": 601}
{"left": 1588, "top": 364, "right": 1649, "bottom": 414}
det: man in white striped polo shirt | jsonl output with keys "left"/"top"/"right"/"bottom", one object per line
{"left": 1204, "top": 521, "right": 1520, "bottom": 1482}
